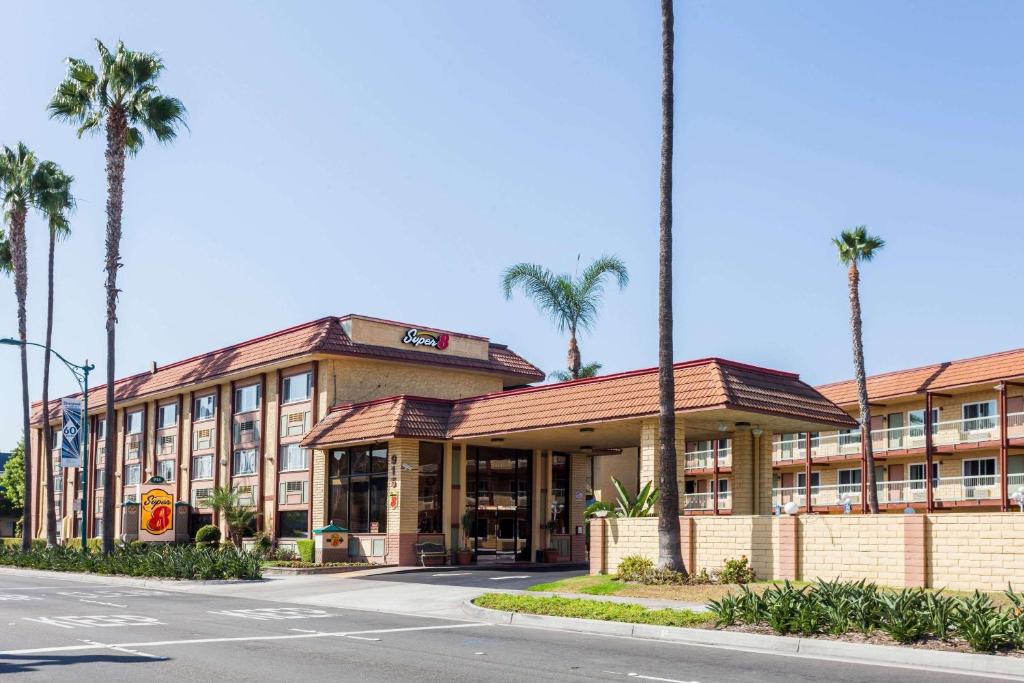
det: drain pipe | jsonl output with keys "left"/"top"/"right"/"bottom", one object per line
{"left": 751, "top": 426, "right": 764, "bottom": 515}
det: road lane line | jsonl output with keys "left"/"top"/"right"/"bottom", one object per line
{"left": 0, "top": 621, "right": 490, "bottom": 655}
{"left": 487, "top": 575, "right": 531, "bottom": 581}
{"left": 345, "top": 635, "right": 381, "bottom": 641}
{"left": 80, "top": 599, "right": 128, "bottom": 608}
{"left": 432, "top": 572, "right": 471, "bottom": 576}
{"left": 627, "top": 674, "right": 699, "bottom": 683}
{"left": 79, "top": 639, "right": 167, "bottom": 661}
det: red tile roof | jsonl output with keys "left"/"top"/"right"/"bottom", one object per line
{"left": 302, "top": 358, "right": 855, "bottom": 447}
{"left": 301, "top": 396, "right": 452, "bottom": 446}
{"left": 817, "top": 347, "right": 1024, "bottom": 406}
{"left": 31, "top": 316, "right": 543, "bottom": 423}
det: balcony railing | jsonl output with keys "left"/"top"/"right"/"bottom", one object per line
{"left": 773, "top": 474, "right": 1021, "bottom": 508}
{"left": 772, "top": 412, "right": 1024, "bottom": 463}
{"left": 684, "top": 446, "right": 732, "bottom": 470}
{"left": 683, "top": 491, "right": 732, "bottom": 511}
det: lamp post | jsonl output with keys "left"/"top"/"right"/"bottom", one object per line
{"left": 0, "top": 338, "right": 94, "bottom": 553}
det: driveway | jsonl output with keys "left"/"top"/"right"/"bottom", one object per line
{"left": 358, "top": 564, "right": 588, "bottom": 591}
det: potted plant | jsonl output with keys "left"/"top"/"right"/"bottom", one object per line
{"left": 542, "top": 520, "right": 560, "bottom": 563}
{"left": 458, "top": 510, "right": 475, "bottom": 565}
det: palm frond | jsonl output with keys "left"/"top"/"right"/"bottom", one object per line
{"left": 834, "top": 225, "right": 885, "bottom": 265}
{"left": 31, "top": 160, "right": 75, "bottom": 239}
{"left": 0, "top": 230, "right": 11, "bottom": 276}
{"left": 502, "top": 262, "right": 573, "bottom": 332}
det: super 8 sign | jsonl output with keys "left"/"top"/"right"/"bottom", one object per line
{"left": 139, "top": 483, "right": 175, "bottom": 542}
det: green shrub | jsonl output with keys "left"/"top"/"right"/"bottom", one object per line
{"left": 718, "top": 556, "right": 756, "bottom": 585}
{"left": 473, "top": 593, "right": 713, "bottom": 628}
{"left": 0, "top": 542, "right": 262, "bottom": 580}
{"left": 251, "top": 531, "right": 273, "bottom": 557}
{"left": 707, "top": 594, "right": 738, "bottom": 627}
{"left": 640, "top": 567, "right": 688, "bottom": 585}
{"left": 877, "top": 589, "right": 928, "bottom": 644}
{"left": 296, "top": 539, "right": 315, "bottom": 563}
{"left": 195, "top": 525, "right": 221, "bottom": 546}
{"left": 925, "top": 591, "right": 958, "bottom": 641}
{"left": 617, "top": 555, "right": 654, "bottom": 582}
{"left": 956, "top": 592, "right": 1012, "bottom": 653}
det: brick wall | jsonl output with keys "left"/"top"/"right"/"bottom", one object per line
{"left": 596, "top": 513, "right": 1024, "bottom": 592}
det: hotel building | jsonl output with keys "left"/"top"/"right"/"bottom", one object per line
{"left": 28, "top": 314, "right": 854, "bottom": 564}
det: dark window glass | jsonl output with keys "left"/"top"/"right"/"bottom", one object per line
{"left": 371, "top": 446, "right": 388, "bottom": 473}
{"left": 418, "top": 442, "right": 444, "bottom": 533}
{"left": 551, "top": 453, "right": 570, "bottom": 534}
{"left": 370, "top": 476, "right": 388, "bottom": 534}
{"left": 351, "top": 449, "right": 370, "bottom": 475}
{"left": 328, "top": 443, "right": 387, "bottom": 533}
{"left": 278, "top": 510, "right": 309, "bottom": 538}
{"left": 350, "top": 477, "right": 369, "bottom": 533}
{"left": 330, "top": 450, "right": 349, "bottom": 478}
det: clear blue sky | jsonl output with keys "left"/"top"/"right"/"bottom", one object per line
{"left": 2, "top": 1, "right": 1022, "bottom": 447}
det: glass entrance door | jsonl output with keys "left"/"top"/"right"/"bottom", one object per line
{"left": 466, "top": 447, "right": 532, "bottom": 562}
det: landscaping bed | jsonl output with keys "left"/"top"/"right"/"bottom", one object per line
{"left": 473, "top": 593, "right": 714, "bottom": 628}
{"left": 0, "top": 542, "right": 263, "bottom": 580}
{"left": 262, "top": 560, "right": 374, "bottom": 575}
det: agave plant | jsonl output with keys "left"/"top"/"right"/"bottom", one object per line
{"left": 585, "top": 477, "right": 658, "bottom": 518}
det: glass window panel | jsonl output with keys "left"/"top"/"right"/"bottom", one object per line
{"left": 349, "top": 477, "right": 369, "bottom": 533}
{"left": 418, "top": 443, "right": 444, "bottom": 533}
{"left": 158, "top": 403, "right": 177, "bottom": 429}
{"left": 194, "top": 395, "right": 216, "bottom": 421}
{"left": 235, "top": 385, "right": 261, "bottom": 414}
{"left": 157, "top": 459, "right": 175, "bottom": 481}
{"left": 233, "top": 449, "right": 257, "bottom": 475}
{"left": 282, "top": 372, "right": 312, "bottom": 404}
{"left": 370, "top": 476, "right": 388, "bottom": 534}
{"left": 330, "top": 450, "right": 349, "bottom": 478}
{"left": 126, "top": 411, "right": 143, "bottom": 435}
{"left": 277, "top": 510, "right": 308, "bottom": 538}
{"left": 351, "top": 447, "right": 370, "bottom": 474}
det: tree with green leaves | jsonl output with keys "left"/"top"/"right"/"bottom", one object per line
{"left": 0, "top": 230, "right": 10, "bottom": 275}
{"left": 207, "top": 486, "right": 256, "bottom": 549}
{"left": 548, "top": 362, "right": 602, "bottom": 382}
{"left": 833, "top": 226, "right": 885, "bottom": 514}
{"left": 502, "top": 255, "right": 628, "bottom": 381}
{"left": 36, "top": 165, "right": 74, "bottom": 547}
{"left": 50, "top": 39, "right": 187, "bottom": 553}
{"left": 0, "top": 442, "right": 25, "bottom": 527}
{"left": 585, "top": 477, "right": 658, "bottom": 518}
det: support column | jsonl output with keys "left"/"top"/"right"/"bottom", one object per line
{"left": 678, "top": 516, "right": 695, "bottom": 571}
{"left": 756, "top": 429, "right": 773, "bottom": 515}
{"left": 386, "top": 438, "right": 420, "bottom": 566}
{"left": 804, "top": 432, "right": 813, "bottom": 513}
{"left": 569, "top": 453, "right": 588, "bottom": 560}
{"left": 639, "top": 418, "right": 685, "bottom": 514}
{"left": 774, "top": 515, "right": 799, "bottom": 580}
{"left": 903, "top": 514, "right": 927, "bottom": 587}
{"left": 712, "top": 439, "right": 720, "bottom": 515}
{"left": 731, "top": 429, "right": 754, "bottom": 515}
{"left": 999, "top": 383, "right": 1009, "bottom": 512}
{"left": 925, "top": 392, "right": 935, "bottom": 512}
{"left": 589, "top": 517, "right": 607, "bottom": 575}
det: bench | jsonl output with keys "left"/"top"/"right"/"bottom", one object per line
{"left": 414, "top": 541, "right": 447, "bottom": 567}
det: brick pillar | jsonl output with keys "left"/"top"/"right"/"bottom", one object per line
{"left": 903, "top": 514, "right": 927, "bottom": 587}
{"left": 386, "top": 439, "right": 419, "bottom": 566}
{"left": 639, "top": 418, "right": 659, "bottom": 491}
{"left": 731, "top": 430, "right": 754, "bottom": 515}
{"left": 756, "top": 429, "right": 774, "bottom": 515}
{"left": 774, "top": 515, "right": 799, "bottom": 580}
{"left": 589, "top": 517, "right": 607, "bottom": 575}
{"left": 679, "top": 516, "right": 695, "bottom": 572}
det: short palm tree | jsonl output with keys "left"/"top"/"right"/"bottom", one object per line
{"left": 207, "top": 486, "right": 256, "bottom": 549}
{"left": 834, "top": 226, "right": 885, "bottom": 514}
{"left": 50, "top": 40, "right": 186, "bottom": 553}
{"left": 548, "top": 361, "right": 602, "bottom": 382}
{"left": 502, "top": 255, "right": 628, "bottom": 380}
{"left": 35, "top": 163, "right": 75, "bottom": 547}
{"left": 0, "top": 142, "right": 51, "bottom": 551}
{"left": 655, "top": 0, "right": 685, "bottom": 574}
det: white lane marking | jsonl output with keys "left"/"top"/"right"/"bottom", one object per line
{"left": 80, "top": 599, "right": 128, "bottom": 608}
{"left": 23, "top": 615, "right": 163, "bottom": 629}
{"left": 289, "top": 628, "right": 321, "bottom": 634}
{"left": 1, "top": 621, "right": 489, "bottom": 655}
{"left": 79, "top": 639, "right": 166, "bottom": 661}
{"left": 433, "top": 572, "right": 471, "bottom": 576}
{"left": 627, "top": 674, "right": 699, "bottom": 683}
{"left": 209, "top": 607, "right": 332, "bottom": 621}
{"left": 59, "top": 590, "right": 166, "bottom": 599}
{"left": 488, "top": 575, "right": 531, "bottom": 581}
{"left": 0, "top": 594, "right": 43, "bottom": 601}
{"left": 0, "top": 586, "right": 75, "bottom": 590}
{"left": 345, "top": 635, "right": 380, "bottom": 641}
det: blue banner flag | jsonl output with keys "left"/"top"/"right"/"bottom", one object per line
{"left": 60, "top": 398, "right": 82, "bottom": 468}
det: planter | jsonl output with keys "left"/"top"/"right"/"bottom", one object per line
{"left": 543, "top": 548, "right": 559, "bottom": 563}
{"left": 456, "top": 549, "right": 473, "bottom": 565}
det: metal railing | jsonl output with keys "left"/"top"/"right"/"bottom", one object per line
{"left": 772, "top": 473, "right": 1022, "bottom": 507}
{"left": 683, "top": 491, "right": 732, "bottom": 511}
{"left": 684, "top": 446, "right": 732, "bottom": 470}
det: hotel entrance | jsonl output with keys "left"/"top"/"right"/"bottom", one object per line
{"left": 465, "top": 446, "right": 532, "bottom": 562}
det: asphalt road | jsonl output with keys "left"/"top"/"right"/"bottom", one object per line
{"left": 0, "top": 571, "right": 998, "bottom": 682}
{"left": 361, "top": 564, "right": 588, "bottom": 589}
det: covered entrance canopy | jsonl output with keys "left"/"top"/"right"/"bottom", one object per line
{"left": 301, "top": 357, "right": 855, "bottom": 564}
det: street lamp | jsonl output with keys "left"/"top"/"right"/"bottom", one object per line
{"left": 1, "top": 337, "right": 94, "bottom": 553}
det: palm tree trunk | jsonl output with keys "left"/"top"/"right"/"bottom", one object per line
{"left": 656, "top": 0, "right": 684, "bottom": 574}
{"left": 8, "top": 208, "right": 33, "bottom": 551}
{"left": 101, "top": 107, "right": 127, "bottom": 554}
{"left": 848, "top": 262, "right": 880, "bottom": 513}
{"left": 567, "top": 331, "right": 581, "bottom": 379}
{"left": 41, "top": 228, "right": 58, "bottom": 547}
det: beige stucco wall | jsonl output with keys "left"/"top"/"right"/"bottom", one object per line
{"left": 593, "top": 448, "right": 638, "bottom": 501}
{"left": 321, "top": 357, "right": 502, "bottom": 406}
{"left": 599, "top": 513, "right": 1024, "bottom": 592}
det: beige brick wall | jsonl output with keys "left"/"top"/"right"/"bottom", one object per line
{"left": 321, "top": 357, "right": 502, "bottom": 406}
{"left": 638, "top": 419, "right": 685, "bottom": 510}
{"left": 600, "top": 513, "right": 1024, "bottom": 591}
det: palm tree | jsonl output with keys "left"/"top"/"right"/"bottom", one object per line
{"left": 655, "top": 0, "right": 685, "bottom": 573}
{"left": 207, "top": 486, "right": 255, "bottom": 549}
{"left": 0, "top": 142, "right": 44, "bottom": 551}
{"left": 833, "top": 226, "right": 885, "bottom": 514}
{"left": 35, "top": 163, "right": 75, "bottom": 547}
{"left": 0, "top": 230, "right": 11, "bottom": 275}
{"left": 50, "top": 40, "right": 187, "bottom": 553}
{"left": 502, "top": 256, "right": 628, "bottom": 380}
{"left": 548, "top": 361, "right": 602, "bottom": 382}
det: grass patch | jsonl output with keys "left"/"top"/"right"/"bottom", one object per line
{"left": 263, "top": 560, "right": 373, "bottom": 569}
{"left": 473, "top": 593, "right": 714, "bottom": 628}
{"left": 529, "top": 574, "right": 624, "bottom": 595}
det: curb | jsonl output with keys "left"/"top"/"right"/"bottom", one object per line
{"left": 0, "top": 566, "right": 262, "bottom": 591}
{"left": 462, "top": 600, "right": 1024, "bottom": 680}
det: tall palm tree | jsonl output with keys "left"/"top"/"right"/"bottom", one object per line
{"left": 0, "top": 142, "right": 48, "bottom": 551}
{"left": 35, "top": 163, "right": 74, "bottom": 547}
{"left": 50, "top": 40, "right": 186, "bottom": 553}
{"left": 833, "top": 226, "right": 885, "bottom": 514}
{"left": 656, "top": 0, "right": 684, "bottom": 573}
{"left": 502, "top": 255, "right": 628, "bottom": 380}
{"left": 548, "top": 361, "right": 602, "bottom": 382}
{"left": 0, "top": 230, "right": 10, "bottom": 275}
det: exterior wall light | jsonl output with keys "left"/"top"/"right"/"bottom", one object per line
{"left": 783, "top": 501, "right": 799, "bottom": 515}
{"left": 751, "top": 426, "right": 764, "bottom": 437}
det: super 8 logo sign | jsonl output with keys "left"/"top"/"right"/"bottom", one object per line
{"left": 401, "top": 329, "right": 449, "bottom": 350}
{"left": 140, "top": 486, "right": 174, "bottom": 541}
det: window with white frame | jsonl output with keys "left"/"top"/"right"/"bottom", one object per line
{"left": 796, "top": 471, "right": 821, "bottom": 492}
{"left": 159, "top": 434, "right": 175, "bottom": 455}
{"left": 233, "top": 449, "right": 257, "bottom": 476}
{"left": 908, "top": 408, "right": 939, "bottom": 438}
{"left": 281, "top": 410, "right": 310, "bottom": 437}
{"left": 233, "top": 419, "right": 259, "bottom": 444}
{"left": 193, "top": 427, "right": 215, "bottom": 451}
{"left": 95, "top": 418, "right": 106, "bottom": 440}
{"left": 279, "top": 443, "right": 308, "bottom": 471}
{"left": 157, "top": 459, "right": 176, "bottom": 482}
{"left": 194, "top": 394, "right": 216, "bottom": 421}
{"left": 962, "top": 401, "right": 997, "bottom": 431}
{"left": 282, "top": 372, "right": 312, "bottom": 404}
{"left": 158, "top": 403, "right": 177, "bottom": 429}
{"left": 963, "top": 458, "right": 997, "bottom": 482}
{"left": 94, "top": 468, "right": 105, "bottom": 489}
{"left": 191, "top": 455, "right": 213, "bottom": 480}
{"left": 908, "top": 462, "right": 939, "bottom": 489}
{"left": 717, "top": 479, "right": 729, "bottom": 495}
{"left": 235, "top": 384, "right": 260, "bottom": 413}
{"left": 837, "top": 468, "right": 861, "bottom": 493}
{"left": 124, "top": 463, "right": 141, "bottom": 485}
{"left": 126, "top": 410, "right": 144, "bottom": 435}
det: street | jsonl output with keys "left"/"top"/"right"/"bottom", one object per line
{"left": 0, "top": 570, "right": 1000, "bottom": 682}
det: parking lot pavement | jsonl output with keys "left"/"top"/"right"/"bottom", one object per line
{"left": 357, "top": 564, "right": 588, "bottom": 590}
{"left": 1, "top": 570, "right": 998, "bottom": 682}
